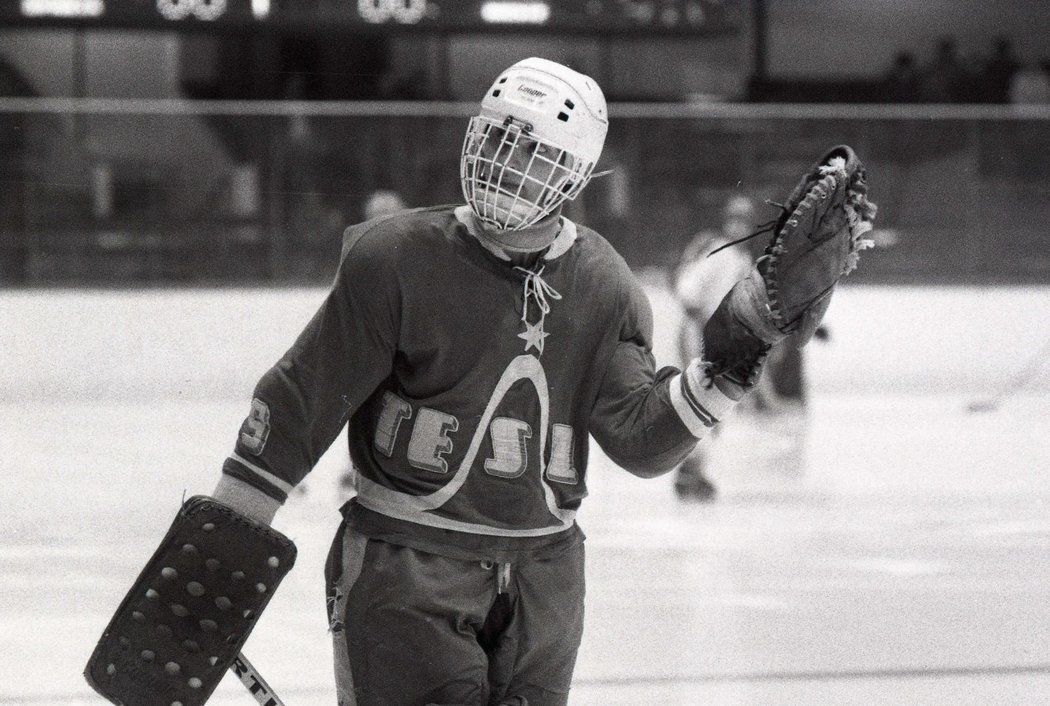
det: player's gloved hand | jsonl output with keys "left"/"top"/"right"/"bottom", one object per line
{"left": 700, "top": 145, "right": 875, "bottom": 398}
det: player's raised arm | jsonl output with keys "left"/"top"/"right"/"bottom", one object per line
{"left": 591, "top": 146, "right": 876, "bottom": 478}
{"left": 701, "top": 145, "right": 876, "bottom": 401}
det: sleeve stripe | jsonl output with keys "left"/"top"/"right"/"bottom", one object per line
{"left": 681, "top": 380, "right": 719, "bottom": 426}
{"left": 212, "top": 474, "right": 281, "bottom": 524}
{"left": 669, "top": 365, "right": 739, "bottom": 438}
{"left": 225, "top": 453, "right": 294, "bottom": 500}
{"left": 669, "top": 373, "right": 713, "bottom": 436}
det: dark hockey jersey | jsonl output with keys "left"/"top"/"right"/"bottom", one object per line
{"left": 223, "top": 205, "right": 727, "bottom": 560}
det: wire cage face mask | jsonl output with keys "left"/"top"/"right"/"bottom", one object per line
{"left": 460, "top": 115, "right": 596, "bottom": 231}
{"left": 459, "top": 58, "right": 607, "bottom": 232}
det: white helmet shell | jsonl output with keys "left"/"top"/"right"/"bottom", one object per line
{"left": 461, "top": 58, "right": 609, "bottom": 231}
{"left": 480, "top": 57, "right": 608, "bottom": 164}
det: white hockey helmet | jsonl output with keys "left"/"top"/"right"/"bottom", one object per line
{"left": 460, "top": 57, "right": 609, "bottom": 231}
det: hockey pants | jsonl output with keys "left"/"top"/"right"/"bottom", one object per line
{"left": 325, "top": 517, "right": 585, "bottom": 706}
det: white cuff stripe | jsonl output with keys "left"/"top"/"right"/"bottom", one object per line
{"left": 212, "top": 474, "right": 281, "bottom": 525}
{"left": 684, "top": 360, "right": 738, "bottom": 420}
{"left": 669, "top": 373, "right": 712, "bottom": 437}
{"left": 230, "top": 453, "right": 294, "bottom": 495}
{"left": 670, "top": 371, "right": 739, "bottom": 438}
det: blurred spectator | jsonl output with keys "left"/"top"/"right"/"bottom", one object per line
{"left": 1009, "top": 60, "right": 1050, "bottom": 104}
{"left": 883, "top": 51, "right": 921, "bottom": 103}
{"left": 363, "top": 188, "right": 407, "bottom": 221}
{"left": 978, "top": 36, "right": 1021, "bottom": 103}
{"left": 920, "top": 37, "right": 974, "bottom": 102}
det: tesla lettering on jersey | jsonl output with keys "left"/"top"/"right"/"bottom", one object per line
{"left": 372, "top": 362, "right": 579, "bottom": 486}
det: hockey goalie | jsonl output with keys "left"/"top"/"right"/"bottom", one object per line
{"left": 85, "top": 57, "right": 874, "bottom": 706}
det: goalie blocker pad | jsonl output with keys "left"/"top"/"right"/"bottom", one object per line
{"left": 84, "top": 495, "right": 297, "bottom": 706}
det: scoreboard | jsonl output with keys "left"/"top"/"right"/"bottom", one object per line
{"left": 5, "top": 0, "right": 744, "bottom": 35}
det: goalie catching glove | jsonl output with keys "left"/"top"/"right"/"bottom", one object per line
{"left": 702, "top": 144, "right": 877, "bottom": 397}
{"left": 84, "top": 495, "right": 296, "bottom": 706}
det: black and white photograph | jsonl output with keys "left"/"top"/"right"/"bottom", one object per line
{"left": 2, "top": 1, "right": 1049, "bottom": 704}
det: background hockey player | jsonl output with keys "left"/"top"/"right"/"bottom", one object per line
{"left": 671, "top": 195, "right": 823, "bottom": 500}
{"left": 86, "top": 57, "right": 875, "bottom": 706}
{"left": 671, "top": 195, "right": 764, "bottom": 500}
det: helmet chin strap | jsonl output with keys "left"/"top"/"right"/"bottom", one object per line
{"left": 472, "top": 208, "right": 563, "bottom": 254}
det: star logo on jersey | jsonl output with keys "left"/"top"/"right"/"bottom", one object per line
{"left": 518, "top": 320, "right": 549, "bottom": 354}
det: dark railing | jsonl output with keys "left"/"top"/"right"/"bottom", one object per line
{"left": 2, "top": 98, "right": 1048, "bottom": 286}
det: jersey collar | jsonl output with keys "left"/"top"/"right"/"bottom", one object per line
{"left": 454, "top": 205, "right": 577, "bottom": 262}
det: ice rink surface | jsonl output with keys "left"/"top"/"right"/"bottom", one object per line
{"left": 3, "top": 282, "right": 1050, "bottom": 705}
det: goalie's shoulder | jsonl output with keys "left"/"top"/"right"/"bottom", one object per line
{"left": 565, "top": 221, "right": 652, "bottom": 324}
{"left": 340, "top": 204, "right": 459, "bottom": 261}
{"left": 569, "top": 221, "right": 634, "bottom": 278}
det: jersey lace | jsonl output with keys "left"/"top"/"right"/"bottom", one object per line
{"left": 515, "top": 264, "right": 561, "bottom": 351}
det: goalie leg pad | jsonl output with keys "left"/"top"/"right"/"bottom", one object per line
{"left": 84, "top": 495, "right": 297, "bottom": 706}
